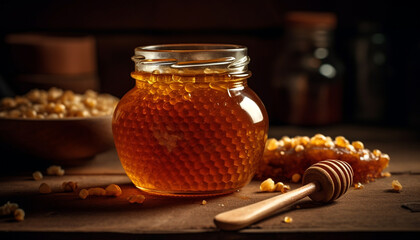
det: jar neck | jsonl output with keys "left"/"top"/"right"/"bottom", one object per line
{"left": 132, "top": 44, "right": 250, "bottom": 77}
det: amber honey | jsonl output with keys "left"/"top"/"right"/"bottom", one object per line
{"left": 257, "top": 135, "right": 390, "bottom": 184}
{"left": 113, "top": 68, "right": 268, "bottom": 196}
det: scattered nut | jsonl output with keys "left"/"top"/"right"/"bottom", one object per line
{"left": 46, "top": 165, "right": 65, "bottom": 176}
{"left": 260, "top": 178, "right": 291, "bottom": 193}
{"left": 283, "top": 216, "right": 293, "bottom": 223}
{"left": 281, "top": 184, "right": 291, "bottom": 193}
{"left": 14, "top": 208, "right": 25, "bottom": 222}
{"left": 354, "top": 182, "right": 364, "bottom": 189}
{"left": 274, "top": 182, "right": 285, "bottom": 192}
{"left": 88, "top": 187, "right": 106, "bottom": 196}
{"left": 105, "top": 184, "right": 122, "bottom": 196}
{"left": 260, "top": 178, "right": 276, "bottom": 192}
{"left": 0, "top": 201, "right": 19, "bottom": 216}
{"left": 391, "top": 180, "right": 402, "bottom": 192}
{"left": 39, "top": 183, "right": 52, "bottom": 194}
{"left": 127, "top": 195, "right": 146, "bottom": 204}
{"left": 79, "top": 189, "right": 89, "bottom": 199}
{"left": 32, "top": 171, "right": 43, "bottom": 181}
{"left": 201, "top": 200, "right": 207, "bottom": 205}
{"left": 274, "top": 182, "right": 291, "bottom": 193}
{"left": 79, "top": 185, "right": 123, "bottom": 199}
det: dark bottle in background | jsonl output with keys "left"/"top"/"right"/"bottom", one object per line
{"left": 271, "top": 11, "right": 343, "bottom": 126}
{"left": 351, "top": 22, "right": 389, "bottom": 124}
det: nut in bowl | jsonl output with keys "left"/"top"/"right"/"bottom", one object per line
{"left": 0, "top": 88, "right": 118, "bottom": 165}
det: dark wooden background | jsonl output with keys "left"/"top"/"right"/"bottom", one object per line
{"left": 0, "top": 0, "right": 419, "bottom": 129}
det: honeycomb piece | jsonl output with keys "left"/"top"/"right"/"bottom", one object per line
{"left": 256, "top": 134, "right": 390, "bottom": 184}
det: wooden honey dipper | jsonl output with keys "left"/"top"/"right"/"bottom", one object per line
{"left": 214, "top": 160, "right": 354, "bottom": 230}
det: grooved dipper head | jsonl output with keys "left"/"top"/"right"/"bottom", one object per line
{"left": 302, "top": 160, "right": 354, "bottom": 203}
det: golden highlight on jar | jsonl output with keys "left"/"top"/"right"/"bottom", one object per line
{"left": 112, "top": 44, "right": 268, "bottom": 196}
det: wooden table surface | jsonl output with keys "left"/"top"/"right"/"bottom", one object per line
{"left": 1, "top": 125, "right": 420, "bottom": 239}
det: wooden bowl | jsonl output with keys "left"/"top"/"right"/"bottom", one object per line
{"left": 0, "top": 116, "right": 114, "bottom": 165}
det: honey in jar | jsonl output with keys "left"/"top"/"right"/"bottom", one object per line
{"left": 112, "top": 44, "right": 268, "bottom": 196}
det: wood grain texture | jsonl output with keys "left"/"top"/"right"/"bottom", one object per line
{"left": 1, "top": 126, "right": 420, "bottom": 239}
{"left": 214, "top": 160, "right": 354, "bottom": 230}
{"left": 0, "top": 153, "right": 419, "bottom": 239}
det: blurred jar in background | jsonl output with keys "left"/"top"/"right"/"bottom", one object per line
{"left": 352, "top": 22, "right": 389, "bottom": 123}
{"left": 271, "top": 11, "right": 343, "bottom": 125}
{"left": 5, "top": 34, "right": 99, "bottom": 94}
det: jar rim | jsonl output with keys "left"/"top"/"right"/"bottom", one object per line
{"left": 135, "top": 43, "right": 247, "bottom": 53}
{"left": 133, "top": 43, "right": 250, "bottom": 75}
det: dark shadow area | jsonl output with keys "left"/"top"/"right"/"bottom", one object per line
{"left": 0, "top": 0, "right": 418, "bottom": 131}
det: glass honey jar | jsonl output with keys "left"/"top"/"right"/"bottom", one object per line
{"left": 112, "top": 44, "right": 268, "bottom": 197}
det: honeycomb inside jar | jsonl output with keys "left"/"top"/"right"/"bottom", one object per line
{"left": 257, "top": 134, "right": 390, "bottom": 184}
{"left": 112, "top": 70, "right": 268, "bottom": 197}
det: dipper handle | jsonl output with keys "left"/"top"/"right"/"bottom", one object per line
{"left": 214, "top": 160, "right": 353, "bottom": 231}
{"left": 214, "top": 182, "right": 318, "bottom": 231}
